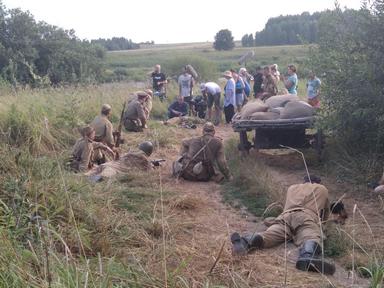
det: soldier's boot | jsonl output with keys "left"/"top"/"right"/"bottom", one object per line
{"left": 295, "top": 240, "right": 335, "bottom": 275}
{"left": 230, "top": 232, "right": 263, "bottom": 256}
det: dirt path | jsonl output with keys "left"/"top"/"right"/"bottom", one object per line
{"left": 152, "top": 124, "right": 384, "bottom": 287}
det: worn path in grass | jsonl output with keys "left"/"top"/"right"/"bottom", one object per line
{"left": 154, "top": 124, "right": 372, "bottom": 287}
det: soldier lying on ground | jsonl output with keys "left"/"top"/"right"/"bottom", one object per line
{"left": 85, "top": 141, "right": 162, "bottom": 179}
{"left": 69, "top": 126, "right": 114, "bottom": 172}
{"left": 90, "top": 104, "right": 119, "bottom": 162}
{"left": 231, "top": 175, "right": 348, "bottom": 275}
{"left": 173, "top": 122, "right": 232, "bottom": 182}
{"left": 123, "top": 91, "right": 148, "bottom": 132}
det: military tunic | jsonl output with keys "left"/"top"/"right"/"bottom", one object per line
{"left": 71, "top": 137, "right": 106, "bottom": 172}
{"left": 123, "top": 100, "right": 146, "bottom": 132}
{"left": 91, "top": 114, "right": 114, "bottom": 147}
{"left": 179, "top": 134, "right": 230, "bottom": 181}
{"left": 259, "top": 183, "right": 329, "bottom": 248}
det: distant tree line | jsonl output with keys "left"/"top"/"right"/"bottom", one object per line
{"left": 0, "top": 1, "right": 105, "bottom": 86}
{"left": 241, "top": 34, "right": 254, "bottom": 47}
{"left": 91, "top": 37, "right": 140, "bottom": 51}
{"left": 241, "top": 12, "right": 325, "bottom": 47}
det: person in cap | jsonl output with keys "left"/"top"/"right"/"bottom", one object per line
{"left": 223, "top": 71, "right": 236, "bottom": 123}
{"left": 168, "top": 95, "right": 189, "bottom": 119}
{"left": 200, "top": 82, "right": 221, "bottom": 125}
{"left": 123, "top": 91, "right": 148, "bottom": 132}
{"left": 90, "top": 104, "right": 116, "bottom": 156}
{"left": 85, "top": 141, "right": 155, "bottom": 178}
{"left": 90, "top": 104, "right": 117, "bottom": 164}
{"left": 69, "top": 125, "right": 114, "bottom": 172}
{"left": 173, "top": 122, "right": 231, "bottom": 182}
{"left": 230, "top": 175, "right": 348, "bottom": 275}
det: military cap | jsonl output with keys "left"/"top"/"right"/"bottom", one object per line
{"left": 203, "top": 122, "right": 215, "bottom": 133}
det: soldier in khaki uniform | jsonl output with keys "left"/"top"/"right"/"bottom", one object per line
{"left": 231, "top": 175, "right": 347, "bottom": 275}
{"left": 123, "top": 92, "right": 148, "bottom": 132}
{"left": 174, "top": 122, "right": 231, "bottom": 182}
{"left": 91, "top": 104, "right": 115, "bottom": 148}
{"left": 86, "top": 141, "right": 154, "bottom": 178}
{"left": 70, "top": 126, "right": 114, "bottom": 172}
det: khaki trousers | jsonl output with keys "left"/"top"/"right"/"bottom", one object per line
{"left": 260, "top": 210, "right": 321, "bottom": 248}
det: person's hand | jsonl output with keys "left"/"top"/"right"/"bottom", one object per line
{"left": 228, "top": 175, "right": 234, "bottom": 181}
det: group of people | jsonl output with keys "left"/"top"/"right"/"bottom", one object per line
{"left": 69, "top": 93, "right": 232, "bottom": 183}
{"left": 68, "top": 62, "right": 342, "bottom": 276}
{"left": 150, "top": 63, "right": 321, "bottom": 126}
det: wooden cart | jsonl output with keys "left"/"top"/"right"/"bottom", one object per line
{"left": 232, "top": 116, "right": 324, "bottom": 159}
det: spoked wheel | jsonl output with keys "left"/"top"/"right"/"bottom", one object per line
{"left": 238, "top": 131, "right": 252, "bottom": 157}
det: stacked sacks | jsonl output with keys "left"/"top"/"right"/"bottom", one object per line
{"left": 265, "top": 94, "right": 299, "bottom": 108}
{"left": 239, "top": 100, "right": 269, "bottom": 119}
{"left": 236, "top": 94, "right": 314, "bottom": 121}
{"left": 279, "top": 101, "right": 314, "bottom": 119}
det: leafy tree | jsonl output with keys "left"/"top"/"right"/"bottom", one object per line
{"left": 213, "top": 29, "right": 235, "bottom": 51}
{"left": 311, "top": 2, "right": 384, "bottom": 154}
{"left": 0, "top": 1, "right": 105, "bottom": 86}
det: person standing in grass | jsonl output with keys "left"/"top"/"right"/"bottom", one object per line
{"left": 306, "top": 71, "right": 321, "bottom": 107}
{"left": 252, "top": 66, "right": 264, "bottom": 98}
{"left": 281, "top": 64, "right": 298, "bottom": 95}
{"left": 260, "top": 65, "right": 278, "bottom": 100}
{"left": 150, "top": 64, "right": 167, "bottom": 98}
{"left": 178, "top": 66, "right": 194, "bottom": 114}
{"left": 200, "top": 82, "right": 222, "bottom": 125}
{"left": 223, "top": 70, "right": 236, "bottom": 123}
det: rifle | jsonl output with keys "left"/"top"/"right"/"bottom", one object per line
{"left": 151, "top": 159, "right": 166, "bottom": 167}
{"left": 114, "top": 101, "right": 126, "bottom": 148}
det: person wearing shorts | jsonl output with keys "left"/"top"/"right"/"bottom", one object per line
{"left": 200, "top": 82, "right": 221, "bottom": 125}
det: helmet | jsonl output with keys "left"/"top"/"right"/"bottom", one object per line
{"left": 203, "top": 122, "right": 215, "bottom": 134}
{"left": 138, "top": 141, "right": 153, "bottom": 156}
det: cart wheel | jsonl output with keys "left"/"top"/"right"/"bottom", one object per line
{"left": 238, "top": 131, "right": 252, "bottom": 155}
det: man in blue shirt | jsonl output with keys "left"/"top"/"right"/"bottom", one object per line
{"left": 168, "top": 95, "right": 189, "bottom": 119}
{"left": 306, "top": 71, "right": 321, "bottom": 107}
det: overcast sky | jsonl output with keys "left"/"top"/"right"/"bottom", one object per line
{"left": 3, "top": 0, "right": 362, "bottom": 43}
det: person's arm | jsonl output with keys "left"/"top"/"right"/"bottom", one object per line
{"left": 180, "top": 139, "right": 190, "bottom": 156}
{"left": 216, "top": 143, "right": 231, "bottom": 179}
{"left": 137, "top": 104, "right": 147, "bottom": 127}
{"left": 284, "top": 78, "right": 294, "bottom": 89}
{"left": 105, "top": 121, "right": 114, "bottom": 148}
